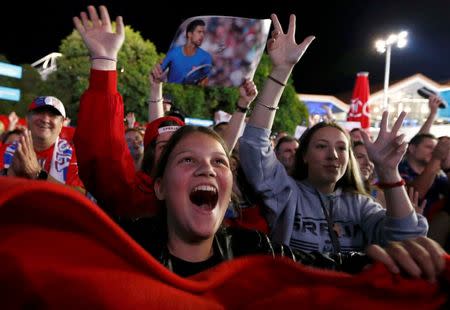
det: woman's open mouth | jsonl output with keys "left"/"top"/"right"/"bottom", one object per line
{"left": 189, "top": 185, "right": 218, "bottom": 210}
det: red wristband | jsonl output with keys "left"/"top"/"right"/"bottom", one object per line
{"left": 376, "top": 179, "right": 406, "bottom": 189}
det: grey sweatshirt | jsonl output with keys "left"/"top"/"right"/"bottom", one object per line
{"left": 239, "top": 125, "right": 428, "bottom": 253}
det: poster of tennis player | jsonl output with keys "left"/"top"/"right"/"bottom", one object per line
{"left": 161, "top": 16, "right": 271, "bottom": 87}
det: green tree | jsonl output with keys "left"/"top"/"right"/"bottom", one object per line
{"left": 41, "top": 25, "right": 159, "bottom": 124}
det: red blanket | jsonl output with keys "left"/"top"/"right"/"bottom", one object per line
{"left": 0, "top": 177, "right": 448, "bottom": 309}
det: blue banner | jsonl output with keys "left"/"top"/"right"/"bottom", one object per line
{"left": 0, "top": 62, "right": 22, "bottom": 79}
{"left": 185, "top": 117, "right": 214, "bottom": 127}
{"left": 0, "top": 86, "right": 21, "bottom": 101}
{"left": 439, "top": 90, "right": 450, "bottom": 119}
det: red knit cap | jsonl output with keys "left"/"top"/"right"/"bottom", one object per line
{"left": 143, "top": 116, "right": 185, "bottom": 148}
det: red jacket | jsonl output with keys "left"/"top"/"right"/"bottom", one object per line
{"left": 74, "top": 70, "right": 158, "bottom": 218}
{"left": 0, "top": 177, "right": 449, "bottom": 309}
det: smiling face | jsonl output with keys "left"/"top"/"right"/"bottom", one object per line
{"left": 154, "top": 130, "right": 233, "bottom": 243}
{"left": 302, "top": 127, "right": 349, "bottom": 191}
{"left": 353, "top": 144, "right": 374, "bottom": 181}
{"left": 27, "top": 107, "right": 64, "bottom": 146}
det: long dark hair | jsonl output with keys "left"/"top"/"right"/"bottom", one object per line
{"left": 293, "top": 122, "right": 367, "bottom": 195}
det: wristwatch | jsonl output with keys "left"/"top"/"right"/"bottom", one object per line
{"left": 37, "top": 169, "right": 48, "bottom": 180}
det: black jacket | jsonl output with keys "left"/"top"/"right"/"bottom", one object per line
{"left": 120, "top": 217, "right": 371, "bottom": 277}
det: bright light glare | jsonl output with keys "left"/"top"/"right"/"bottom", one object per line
{"left": 398, "top": 31, "right": 408, "bottom": 39}
{"left": 375, "top": 31, "right": 408, "bottom": 52}
{"left": 375, "top": 40, "right": 386, "bottom": 53}
{"left": 397, "top": 39, "right": 407, "bottom": 48}
{"left": 387, "top": 34, "right": 398, "bottom": 45}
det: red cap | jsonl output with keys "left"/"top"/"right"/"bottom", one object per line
{"left": 144, "top": 116, "right": 185, "bottom": 148}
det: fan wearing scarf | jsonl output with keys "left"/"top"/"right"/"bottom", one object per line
{"left": 0, "top": 96, "right": 84, "bottom": 193}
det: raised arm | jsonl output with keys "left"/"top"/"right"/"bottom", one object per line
{"left": 248, "top": 14, "right": 315, "bottom": 130}
{"left": 125, "top": 112, "right": 136, "bottom": 129}
{"left": 73, "top": 6, "right": 156, "bottom": 217}
{"left": 73, "top": 5, "right": 124, "bottom": 71}
{"left": 7, "top": 112, "right": 19, "bottom": 132}
{"left": 221, "top": 79, "right": 257, "bottom": 152}
{"left": 360, "top": 111, "right": 414, "bottom": 218}
{"left": 148, "top": 64, "right": 165, "bottom": 122}
{"left": 418, "top": 94, "right": 442, "bottom": 135}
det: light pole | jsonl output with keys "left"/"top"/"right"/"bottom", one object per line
{"left": 375, "top": 31, "right": 408, "bottom": 110}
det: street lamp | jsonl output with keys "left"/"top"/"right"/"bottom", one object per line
{"left": 375, "top": 31, "right": 408, "bottom": 110}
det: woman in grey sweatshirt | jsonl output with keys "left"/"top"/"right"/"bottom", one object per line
{"left": 239, "top": 14, "right": 428, "bottom": 254}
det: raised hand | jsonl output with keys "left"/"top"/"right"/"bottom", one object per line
{"left": 322, "top": 105, "right": 335, "bottom": 122}
{"left": 73, "top": 5, "right": 124, "bottom": 59}
{"left": 308, "top": 114, "right": 319, "bottom": 128}
{"left": 125, "top": 112, "right": 136, "bottom": 129}
{"left": 428, "top": 94, "right": 443, "bottom": 115}
{"left": 267, "top": 14, "right": 315, "bottom": 71}
{"left": 11, "top": 130, "right": 41, "bottom": 179}
{"left": 7, "top": 111, "right": 19, "bottom": 131}
{"left": 360, "top": 111, "right": 407, "bottom": 182}
{"left": 237, "top": 79, "right": 258, "bottom": 108}
{"left": 149, "top": 63, "right": 166, "bottom": 87}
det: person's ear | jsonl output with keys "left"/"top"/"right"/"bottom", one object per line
{"left": 407, "top": 144, "right": 415, "bottom": 155}
{"left": 154, "top": 178, "right": 165, "bottom": 200}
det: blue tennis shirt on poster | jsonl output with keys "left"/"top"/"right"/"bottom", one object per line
{"left": 161, "top": 46, "right": 213, "bottom": 83}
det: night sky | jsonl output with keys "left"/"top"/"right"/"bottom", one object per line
{"left": 2, "top": 0, "right": 450, "bottom": 96}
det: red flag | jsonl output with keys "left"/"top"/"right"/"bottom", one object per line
{"left": 347, "top": 72, "right": 370, "bottom": 129}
